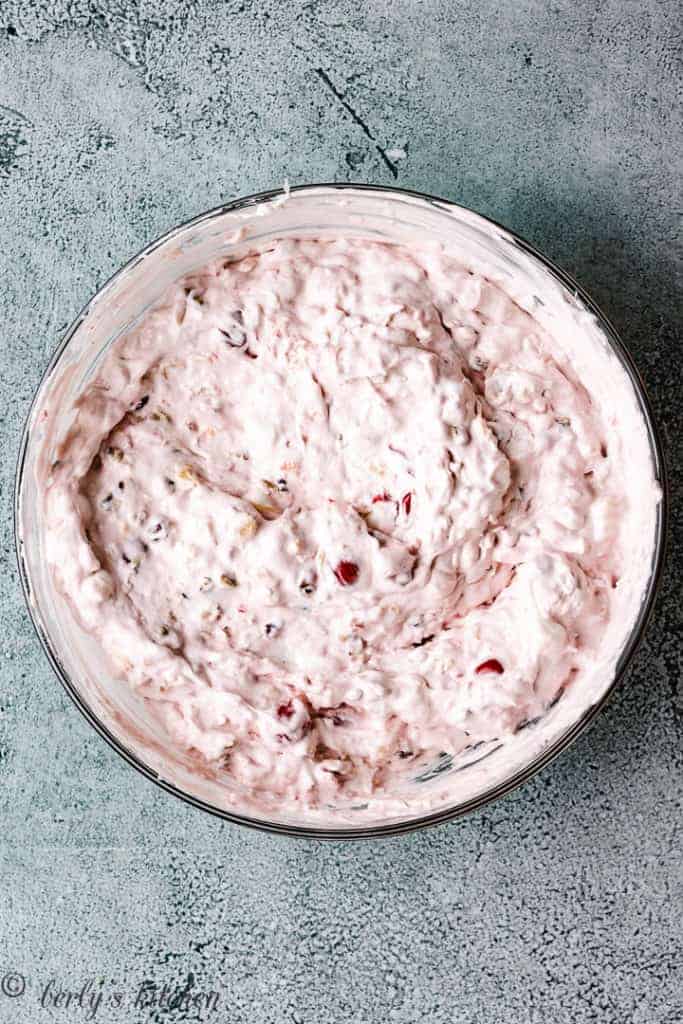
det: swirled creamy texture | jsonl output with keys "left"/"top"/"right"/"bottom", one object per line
{"left": 44, "top": 239, "right": 650, "bottom": 808}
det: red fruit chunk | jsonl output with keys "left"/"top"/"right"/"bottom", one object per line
{"left": 334, "top": 560, "right": 359, "bottom": 585}
{"left": 277, "top": 701, "right": 295, "bottom": 719}
{"left": 475, "top": 658, "right": 504, "bottom": 675}
{"left": 402, "top": 492, "right": 412, "bottom": 515}
{"left": 372, "top": 492, "right": 391, "bottom": 503}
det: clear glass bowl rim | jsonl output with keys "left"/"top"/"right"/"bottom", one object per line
{"left": 14, "top": 182, "right": 669, "bottom": 840}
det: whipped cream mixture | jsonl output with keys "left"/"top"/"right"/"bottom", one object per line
{"left": 44, "top": 238, "right": 646, "bottom": 809}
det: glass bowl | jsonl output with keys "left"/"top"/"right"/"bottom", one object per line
{"left": 15, "top": 184, "right": 667, "bottom": 839}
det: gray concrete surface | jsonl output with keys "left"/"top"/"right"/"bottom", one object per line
{"left": 1, "top": 2, "right": 681, "bottom": 1022}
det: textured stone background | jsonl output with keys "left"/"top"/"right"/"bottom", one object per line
{"left": 1, "top": 2, "right": 681, "bottom": 1022}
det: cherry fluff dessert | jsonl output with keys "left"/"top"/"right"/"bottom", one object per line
{"left": 40, "top": 232, "right": 660, "bottom": 816}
